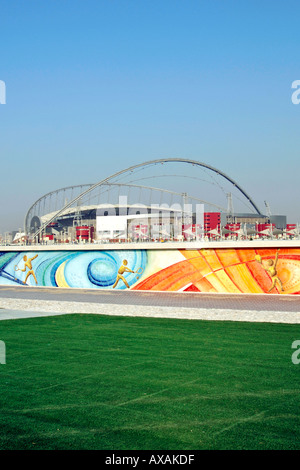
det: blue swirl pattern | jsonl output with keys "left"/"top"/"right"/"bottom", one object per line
{"left": 0, "top": 250, "right": 147, "bottom": 289}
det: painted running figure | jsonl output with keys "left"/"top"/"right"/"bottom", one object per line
{"left": 255, "top": 249, "right": 283, "bottom": 293}
{"left": 18, "top": 254, "right": 38, "bottom": 285}
{"left": 113, "top": 259, "right": 136, "bottom": 289}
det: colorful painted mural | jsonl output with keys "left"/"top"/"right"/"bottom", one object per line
{"left": 1, "top": 247, "right": 300, "bottom": 294}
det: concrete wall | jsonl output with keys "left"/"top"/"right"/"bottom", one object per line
{"left": 1, "top": 241, "right": 300, "bottom": 294}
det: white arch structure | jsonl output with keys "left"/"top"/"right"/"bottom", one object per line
{"left": 29, "top": 158, "right": 262, "bottom": 239}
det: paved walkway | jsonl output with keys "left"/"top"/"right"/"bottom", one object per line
{"left": 1, "top": 285, "right": 300, "bottom": 311}
{"left": 0, "top": 286, "right": 300, "bottom": 323}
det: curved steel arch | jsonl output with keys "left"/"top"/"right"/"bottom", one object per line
{"left": 105, "top": 182, "right": 226, "bottom": 211}
{"left": 25, "top": 179, "right": 225, "bottom": 234}
{"left": 31, "top": 158, "right": 262, "bottom": 238}
{"left": 25, "top": 184, "right": 94, "bottom": 234}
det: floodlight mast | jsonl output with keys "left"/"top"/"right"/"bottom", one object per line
{"left": 30, "top": 158, "right": 262, "bottom": 240}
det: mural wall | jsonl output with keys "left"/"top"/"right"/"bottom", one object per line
{"left": 1, "top": 247, "right": 300, "bottom": 294}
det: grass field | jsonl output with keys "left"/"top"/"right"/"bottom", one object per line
{"left": 1, "top": 313, "right": 300, "bottom": 450}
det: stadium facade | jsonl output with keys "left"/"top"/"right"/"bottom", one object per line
{"left": 19, "top": 158, "right": 293, "bottom": 245}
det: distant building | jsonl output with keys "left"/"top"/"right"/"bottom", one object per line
{"left": 204, "top": 212, "right": 221, "bottom": 238}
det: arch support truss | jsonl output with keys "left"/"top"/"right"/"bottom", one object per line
{"left": 29, "top": 158, "right": 262, "bottom": 239}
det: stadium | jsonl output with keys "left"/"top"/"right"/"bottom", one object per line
{"left": 22, "top": 158, "right": 290, "bottom": 244}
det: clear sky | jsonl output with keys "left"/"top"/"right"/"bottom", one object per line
{"left": 1, "top": 0, "right": 300, "bottom": 233}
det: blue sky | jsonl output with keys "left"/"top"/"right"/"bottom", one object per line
{"left": 1, "top": 0, "right": 300, "bottom": 232}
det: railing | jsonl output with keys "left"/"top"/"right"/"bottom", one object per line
{"left": 1, "top": 234, "right": 300, "bottom": 246}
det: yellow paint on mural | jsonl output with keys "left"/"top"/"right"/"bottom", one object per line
{"left": 201, "top": 249, "right": 223, "bottom": 271}
{"left": 55, "top": 261, "right": 70, "bottom": 288}
{"left": 225, "top": 264, "right": 263, "bottom": 293}
{"left": 216, "top": 249, "right": 241, "bottom": 268}
{"left": 184, "top": 251, "right": 213, "bottom": 276}
{"left": 213, "top": 269, "right": 242, "bottom": 293}
{"left": 278, "top": 259, "right": 300, "bottom": 294}
{"left": 205, "top": 272, "right": 229, "bottom": 292}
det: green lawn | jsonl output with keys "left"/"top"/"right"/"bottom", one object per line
{"left": 0, "top": 313, "right": 300, "bottom": 450}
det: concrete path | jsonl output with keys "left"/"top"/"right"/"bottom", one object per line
{"left": 0, "top": 285, "right": 300, "bottom": 323}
